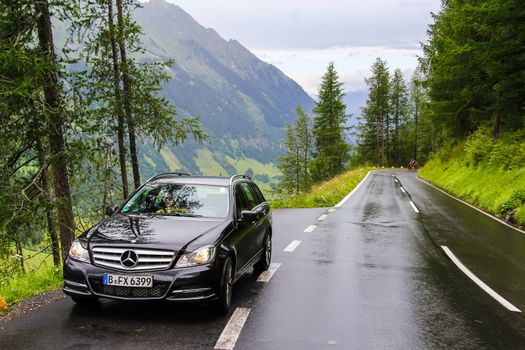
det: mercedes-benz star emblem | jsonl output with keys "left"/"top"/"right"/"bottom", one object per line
{"left": 120, "top": 250, "right": 139, "bottom": 268}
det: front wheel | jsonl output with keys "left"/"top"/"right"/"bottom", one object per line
{"left": 215, "top": 256, "right": 233, "bottom": 315}
{"left": 253, "top": 232, "right": 272, "bottom": 274}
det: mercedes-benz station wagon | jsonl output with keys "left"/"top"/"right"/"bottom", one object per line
{"left": 63, "top": 173, "right": 272, "bottom": 313}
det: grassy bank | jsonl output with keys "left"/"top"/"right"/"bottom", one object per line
{"left": 270, "top": 167, "right": 375, "bottom": 208}
{"left": 0, "top": 249, "right": 63, "bottom": 314}
{"left": 419, "top": 129, "right": 525, "bottom": 227}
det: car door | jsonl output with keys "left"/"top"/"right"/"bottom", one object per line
{"left": 232, "top": 183, "right": 254, "bottom": 271}
{"left": 239, "top": 182, "right": 267, "bottom": 261}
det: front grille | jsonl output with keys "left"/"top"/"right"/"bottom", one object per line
{"left": 89, "top": 278, "right": 170, "bottom": 298}
{"left": 91, "top": 246, "right": 175, "bottom": 271}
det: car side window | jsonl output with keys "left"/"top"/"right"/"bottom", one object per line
{"left": 250, "top": 183, "right": 265, "bottom": 204}
{"left": 235, "top": 184, "right": 249, "bottom": 218}
{"left": 240, "top": 183, "right": 258, "bottom": 210}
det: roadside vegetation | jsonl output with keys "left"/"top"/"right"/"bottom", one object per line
{"left": 271, "top": 167, "right": 375, "bottom": 208}
{"left": 0, "top": 248, "right": 61, "bottom": 313}
{"left": 419, "top": 129, "right": 525, "bottom": 227}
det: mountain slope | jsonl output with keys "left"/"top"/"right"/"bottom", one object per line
{"left": 134, "top": 0, "right": 315, "bottom": 187}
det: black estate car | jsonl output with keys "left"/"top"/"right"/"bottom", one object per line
{"left": 63, "top": 173, "right": 272, "bottom": 313}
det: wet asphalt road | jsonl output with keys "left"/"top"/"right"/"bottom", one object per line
{"left": 1, "top": 171, "right": 525, "bottom": 349}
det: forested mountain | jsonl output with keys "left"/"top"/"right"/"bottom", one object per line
{"left": 133, "top": 0, "right": 315, "bottom": 184}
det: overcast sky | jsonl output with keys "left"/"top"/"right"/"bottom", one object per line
{"left": 165, "top": 0, "right": 442, "bottom": 96}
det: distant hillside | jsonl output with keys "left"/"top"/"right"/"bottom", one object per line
{"left": 134, "top": 0, "right": 315, "bottom": 189}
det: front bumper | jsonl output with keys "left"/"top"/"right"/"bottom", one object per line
{"left": 63, "top": 257, "right": 221, "bottom": 302}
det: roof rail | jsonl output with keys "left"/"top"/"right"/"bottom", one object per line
{"left": 146, "top": 172, "right": 192, "bottom": 183}
{"left": 229, "top": 174, "right": 252, "bottom": 185}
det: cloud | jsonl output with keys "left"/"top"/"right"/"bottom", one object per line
{"left": 254, "top": 45, "right": 421, "bottom": 96}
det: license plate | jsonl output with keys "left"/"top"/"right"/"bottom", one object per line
{"left": 103, "top": 274, "right": 153, "bottom": 288}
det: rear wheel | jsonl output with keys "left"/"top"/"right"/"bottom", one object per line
{"left": 254, "top": 232, "right": 272, "bottom": 274}
{"left": 216, "top": 256, "right": 233, "bottom": 315}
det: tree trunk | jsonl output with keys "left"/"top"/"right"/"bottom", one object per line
{"left": 15, "top": 236, "right": 25, "bottom": 273}
{"left": 414, "top": 96, "right": 419, "bottom": 160}
{"left": 115, "top": 0, "right": 140, "bottom": 189}
{"left": 492, "top": 115, "right": 501, "bottom": 141}
{"left": 35, "top": 0, "right": 75, "bottom": 263}
{"left": 36, "top": 140, "right": 61, "bottom": 266}
{"left": 107, "top": 0, "right": 129, "bottom": 199}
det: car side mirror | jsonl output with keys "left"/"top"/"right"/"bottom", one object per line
{"left": 105, "top": 205, "right": 118, "bottom": 216}
{"left": 239, "top": 210, "right": 259, "bottom": 222}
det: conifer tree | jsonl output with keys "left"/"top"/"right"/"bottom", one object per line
{"left": 277, "top": 124, "right": 300, "bottom": 194}
{"left": 389, "top": 68, "right": 409, "bottom": 166}
{"left": 358, "top": 58, "right": 390, "bottom": 166}
{"left": 311, "top": 62, "right": 349, "bottom": 181}
{"left": 277, "top": 106, "right": 313, "bottom": 193}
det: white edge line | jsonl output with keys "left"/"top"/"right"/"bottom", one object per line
{"left": 334, "top": 171, "right": 372, "bottom": 208}
{"left": 304, "top": 224, "right": 317, "bottom": 233}
{"left": 409, "top": 200, "right": 419, "bottom": 213}
{"left": 441, "top": 246, "right": 521, "bottom": 312}
{"left": 214, "top": 307, "right": 251, "bottom": 350}
{"left": 418, "top": 177, "right": 525, "bottom": 235}
{"left": 283, "top": 240, "right": 302, "bottom": 252}
{"left": 256, "top": 262, "right": 282, "bottom": 283}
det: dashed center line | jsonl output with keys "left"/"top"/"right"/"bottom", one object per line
{"left": 304, "top": 224, "right": 317, "bottom": 233}
{"left": 409, "top": 200, "right": 419, "bottom": 213}
{"left": 317, "top": 214, "right": 328, "bottom": 221}
{"left": 256, "top": 262, "right": 281, "bottom": 283}
{"left": 400, "top": 187, "right": 406, "bottom": 194}
{"left": 283, "top": 240, "right": 302, "bottom": 252}
{"left": 327, "top": 208, "right": 335, "bottom": 213}
{"left": 441, "top": 246, "right": 521, "bottom": 313}
{"left": 214, "top": 307, "right": 251, "bottom": 350}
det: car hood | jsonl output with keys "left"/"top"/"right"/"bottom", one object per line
{"left": 86, "top": 213, "right": 228, "bottom": 250}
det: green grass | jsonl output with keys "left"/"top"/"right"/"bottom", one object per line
{"left": 419, "top": 132, "right": 525, "bottom": 227}
{"left": 159, "top": 147, "right": 182, "bottom": 171}
{"left": 195, "top": 149, "right": 229, "bottom": 176}
{"left": 0, "top": 263, "right": 63, "bottom": 308}
{"left": 270, "top": 167, "right": 376, "bottom": 208}
{"left": 0, "top": 248, "right": 62, "bottom": 312}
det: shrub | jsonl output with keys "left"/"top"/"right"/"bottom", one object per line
{"left": 464, "top": 128, "right": 494, "bottom": 166}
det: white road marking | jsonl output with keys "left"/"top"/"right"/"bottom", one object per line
{"left": 327, "top": 208, "right": 335, "bottom": 213}
{"left": 334, "top": 171, "right": 372, "bottom": 208}
{"left": 418, "top": 177, "right": 525, "bottom": 235}
{"left": 394, "top": 179, "right": 399, "bottom": 183}
{"left": 214, "top": 308, "right": 251, "bottom": 350}
{"left": 284, "top": 240, "right": 302, "bottom": 252}
{"left": 409, "top": 200, "right": 419, "bottom": 213}
{"left": 317, "top": 214, "right": 328, "bottom": 221}
{"left": 304, "top": 224, "right": 317, "bottom": 233}
{"left": 256, "top": 262, "right": 282, "bottom": 283}
{"left": 441, "top": 246, "right": 521, "bottom": 313}
{"left": 400, "top": 187, "right": 406, "bottom": 194}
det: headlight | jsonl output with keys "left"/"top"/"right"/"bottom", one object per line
{"left": 69, "top": 240, "right": 89, "bottom": 262}
{"left": 175, "top": 245, "right": 216, "bottom": 268}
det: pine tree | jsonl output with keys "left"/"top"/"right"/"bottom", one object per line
{"left": 311, "top": 62, "right": 349, "bottom": 181}
{"left": 359, "top": 58, "right": 390, "bottom": 166}
{"left": 277, "top": 106, "right": 314, "bottom": 193}
{"left": 389, "top": 68, "right": 409, "bottom": 166}
{"left": 277, "top": 125, "right": 300, "bottom": 194}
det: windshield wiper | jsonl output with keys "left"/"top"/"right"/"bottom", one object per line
{"left": 161, "top": 212, "right": 203, "bottom": 217}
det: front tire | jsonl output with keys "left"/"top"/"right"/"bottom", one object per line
{"left": 253, "top": 232, "right": 271, "bottom": 274}
{"left": 216, "top": 256, "right": 233, "bottom": 315}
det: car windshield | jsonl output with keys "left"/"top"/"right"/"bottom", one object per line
{"left": 120, "top": 184, "right": 229, "bottom": 218}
